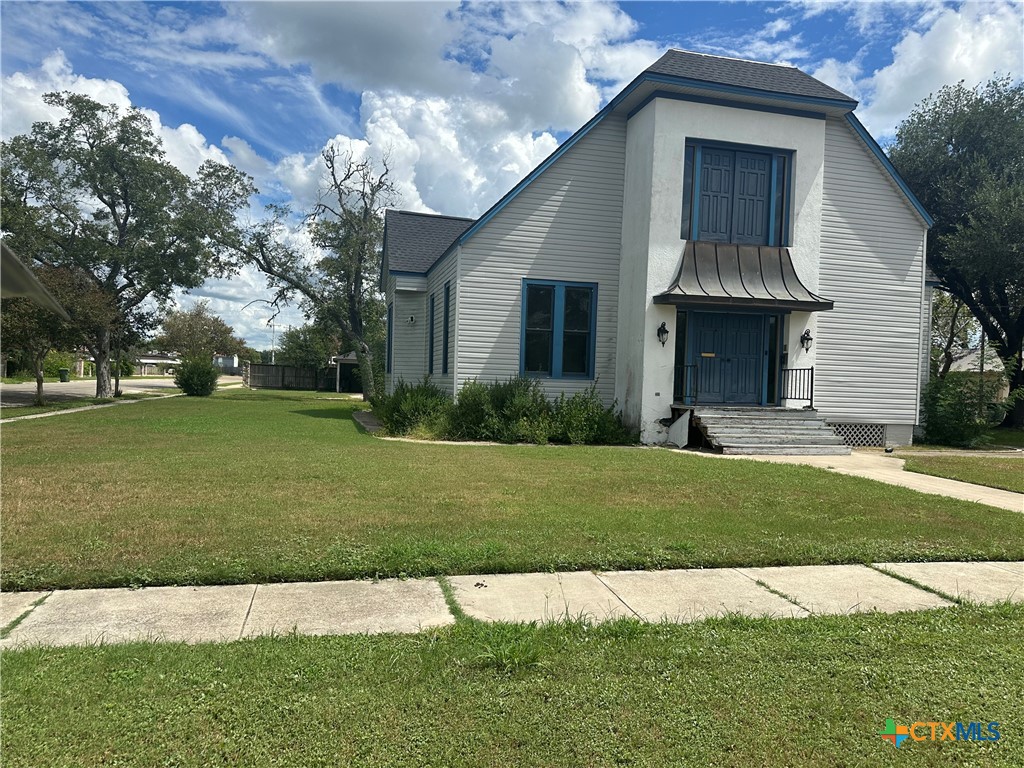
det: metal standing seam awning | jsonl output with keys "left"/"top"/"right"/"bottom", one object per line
{"left": 653, "top": 241, "right": 834, "bottom": 313}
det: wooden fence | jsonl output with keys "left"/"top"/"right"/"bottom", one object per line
{"left": 242, "top": 362, "right": 361, "bottom": 393}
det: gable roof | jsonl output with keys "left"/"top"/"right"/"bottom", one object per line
{"left": 646, "top": 50, "right": 856, "bottom": 106}
{"left": 385, "top": 49, "right": 929, "bottom": 277}
{"left": 383, "top": 209, "right": 474, "bottom": 274}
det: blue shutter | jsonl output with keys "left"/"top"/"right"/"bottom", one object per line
{"left": 386, "top": 303, "right": 393, "bottom": 374}
{"left": 427, "top": 295, "right": 435, "bottom": 375}
{"left": 442, "top": 282, "right": 451, "bottom": 375}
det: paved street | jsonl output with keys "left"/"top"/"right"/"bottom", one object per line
{"left": 0, "top": 375, "right": 242, "bottom": 407}
{"left": 2, "top": 561, "right": 1020, "bottom": 649}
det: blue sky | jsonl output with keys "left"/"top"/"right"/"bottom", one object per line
{"left": 2, "top": 1, "right": 1021, "bottom": 348}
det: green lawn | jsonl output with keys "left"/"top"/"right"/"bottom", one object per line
{"left": 3, "top": 388, "right": 1024, "bottom": 591}
{"left": 2, "top": 605, "right": 1021, "bottom": 767}
{"left": 989, "top": 427, "right": 1024, "bottom": 449}
{"left": 903, "top": 455, "right": 1024, "bottom": 494}
{"left": 0, "top": 391, "right": 175, "bottom": 420}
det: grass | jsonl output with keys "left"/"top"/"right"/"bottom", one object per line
{"left": 903, "top": 455, "right": 1024, "bottom": 494}
{"left": 988, "top": 427, "right": 1024, "bottom": 449}
{"left": 1, "top": 604, "right": 1021, "bottom": 766}
{"left": 3, "top": 389, "right": 1024, "bottom": 591}
{"left": 0, "top": 391, "right": 176, "bottom": 420}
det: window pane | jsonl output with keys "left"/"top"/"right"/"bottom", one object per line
{"left": 562, "top": 332, "right": 589, "bottom": 375}
{"left": 563, "top": 287, "right": 592, "bottom": 331}
{"left": 526, "top": 284, "right": 553, "bottom": 330}
{"left": 525, "top": 330, "right": 552, "bottom": 373}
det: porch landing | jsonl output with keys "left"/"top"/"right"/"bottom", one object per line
{"left": 689, "top": 406, "right": 851, "bottom": 456}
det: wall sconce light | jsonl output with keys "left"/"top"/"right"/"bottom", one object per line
{"left": 800, "top": 329, "right": 814, "bottom": 351}
{"left": 657, "top": 322, "right": 669, "bottom": 347}
{"left": 407, "top": 315, "right": 416, "bottom": 324}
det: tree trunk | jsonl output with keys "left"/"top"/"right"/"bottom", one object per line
{"left": 354, "top": 343, "right": 376, "bottom": 401}
{"left": 1004, "top": 359, "right": 1024, "bottom": 428}
{"left": 94, "top": 328, "right": 113, "bottom": 398}
{"left": 113, "top": 348, "right": 122, "bottom": 397}
{"left": 33, "top": 350, "right": 46, "bottom": 406}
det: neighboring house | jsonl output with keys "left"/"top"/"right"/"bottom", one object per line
{"left": 381, "top": 50, "right": 933, "bottom": 449}
{"left": 949, "top": 348, "right": 1010, "bottom": 401}
{"left": 134, "top": 353, "right": 180, "bottom": 376}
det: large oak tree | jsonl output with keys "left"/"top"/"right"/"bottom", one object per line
{"left": 888, "top": 77, "right": 1024, "bottom": 424}
{"left": 0, "top": 92, "right": 254, "bottom": 397}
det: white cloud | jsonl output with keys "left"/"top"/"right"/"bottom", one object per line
{"left": 1, "top": 50, "right": 228, "bottom": 176}
{"left": 857, "top": 1, "right": 1024, "bottom": 137}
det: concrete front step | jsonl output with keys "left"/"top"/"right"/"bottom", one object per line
{"left": 692, "top": 406, "right": 851, "bottom": 456}
{"left": 714, "top": 434, "right": 847, "bottom": 446}
{"left": 720, "top": 444, "right": 852, "bottom": 455}
{"left": 695, "top": 411, "right": 821, "bottom": 420}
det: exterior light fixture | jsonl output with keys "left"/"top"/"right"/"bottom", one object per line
{"left": 657, "top": 322, "right": 669, "bottom": 347}
{"left": 800, "top": 329, "right": 814, "bottom": 351}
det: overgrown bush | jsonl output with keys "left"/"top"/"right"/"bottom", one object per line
{"left": 375, "top": 376, "right": 632, "bottom": 445}
{"left": 552, "top": 386, "right": 632, "bottom": 445}
{"left": 373, "top": 378, "right": 452, "bottom": 436}
{"left": 921, "top": 370, "right": 1017, "bottom": 448}
{"left": 174, "top": 358, "right": 220, "bottom": 397}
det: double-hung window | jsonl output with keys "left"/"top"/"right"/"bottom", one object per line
{"left": 427, "top": 294, "right": 435, "bottom": 375}
{"left": 522, "top": 280, "right": 596, "bottom": 378}
{"left": 386, "top": 303, "right": 393, "bottom": 374}
{"left": 681, "top": 141, "right": 792, "bottom": 246}
{"left": 442, "top": 282, "right": 451, "bottom": 375}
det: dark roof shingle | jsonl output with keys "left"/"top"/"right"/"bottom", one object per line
{"left": 645, "top": 50, "right": 856, "bottom": 105}
{"left": 384, "top": 209, "right": 475, "bottom": 274}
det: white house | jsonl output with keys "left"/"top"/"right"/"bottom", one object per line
{"left": 381, "top": 50, "right": 933, "bottom": 453}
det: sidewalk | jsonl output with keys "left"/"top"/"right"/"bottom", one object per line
{"left": 2, "top": 561, "right": 1021, "bottom": 649}
{"left": 692, "top": 450, "right": 1024, "bottom": 513}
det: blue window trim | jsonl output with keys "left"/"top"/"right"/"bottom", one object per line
{"left": 519, "top": 279, "right": 598, "bottom": 380}
{"left": 427, "top": 294, "right": 435, "bottom": 375}
{"left": 683, "top": 139, "right": 794, "bottom": 246}
{"left": 442, "top": 282, "right": 451, "bottom": 375}
{"left": 386, "top": 303, "right": 393, "bottom": 374}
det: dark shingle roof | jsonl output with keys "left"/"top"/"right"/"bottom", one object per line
{"left": 384, "top": 209, "right": 475, "bottom": 274}
{"left": 645, "top": 50, "right": 856, "bottom": 105}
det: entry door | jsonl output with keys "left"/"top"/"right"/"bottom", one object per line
{"left": 690, "top": 313, "right": 764, "bottom": 404}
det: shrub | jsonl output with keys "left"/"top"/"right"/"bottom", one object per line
{"left": 42, "top": 350, "right": 76, "bottom": 378}
{"left": 373, "top": 376, "right": 631, "bottom": 445}
{"left": 552, "top": 385, "right": 631, "bottom": 445}
{"left": 373, "top": 378, "right": 452, "bottom": 436}
{"left": 921, "top": 370, "right": 1017, "bottom": 448}
{"left": 479, "top": 377, "right": 553, "bottom": 444}
{"left": 174, "top": 358, "right": 220, "bottom": 396}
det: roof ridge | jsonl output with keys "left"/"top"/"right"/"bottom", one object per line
{"left": 390, "top": 208, "right": 476, "bottom": 221}
{"left": 659, "top": 48, "right": 800, "bottom": 71}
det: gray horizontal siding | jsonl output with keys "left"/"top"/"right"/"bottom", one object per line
{"left": 457, "top": 114, "right": 627, "bottom": 404}
{"left": 390, "top": 288, "right": 427, "bottom": 389}
{"left": 815, "top": 118, "right": 927, "bottom": 424}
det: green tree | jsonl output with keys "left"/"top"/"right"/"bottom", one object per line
{"left": 0, "top": 265, "right": 114, "bottom": 404}
{"left": 888, "top": 77, "right": 1024, "bottom": 424}
{"left": 0, "top": 92, "right": 254, "bottom": 397}
{"left": 277, "top": 323, "right": 341, "bottom": 368}
{"left": 236, "top": 148, "right": 394, "bottom": 400}
{"left": 931, "top": 291, "right": 980, "bottom": 378}
{"left": 155, "top": 300, "right": 243, "bottom": 361}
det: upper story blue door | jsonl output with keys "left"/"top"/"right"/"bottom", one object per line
{"left": 689, "top": 312, "right": 765, "bottom": 404}
{"left": 697, "top": 148, "right": 771, "bottom": 244}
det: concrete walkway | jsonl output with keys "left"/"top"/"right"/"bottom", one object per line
{"left": 2, "top": 562, "right": 1020, "bottom": 649}
{"left": 692, "top": 450, "right": 1024, "bottom": 513}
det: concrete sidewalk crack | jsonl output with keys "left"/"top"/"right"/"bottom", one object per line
{"left": 592, "top": 572, "right": 642, "bottom": 619}
{"left": 239, "top": 585, "right": 259, "bottom": 639}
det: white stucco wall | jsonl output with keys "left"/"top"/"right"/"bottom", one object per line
{"left": 620, "top": 98, "right": 827, "bottom": 442}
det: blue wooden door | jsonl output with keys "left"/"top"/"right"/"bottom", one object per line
{"left": 690, "top": 313, "right": 764, "bottom": 404}
{"left": 733, "top": 152, "right": 771, "bottom": 244}
{"left": 697, "top": 148, "right": 771, "bottom": 244}
{"left": 698, "top": 149, "right": 734, "bottom": 242}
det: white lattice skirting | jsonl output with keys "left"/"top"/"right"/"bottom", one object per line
{"left": 829, "top": 422, "right": 886, "bottom": 447}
